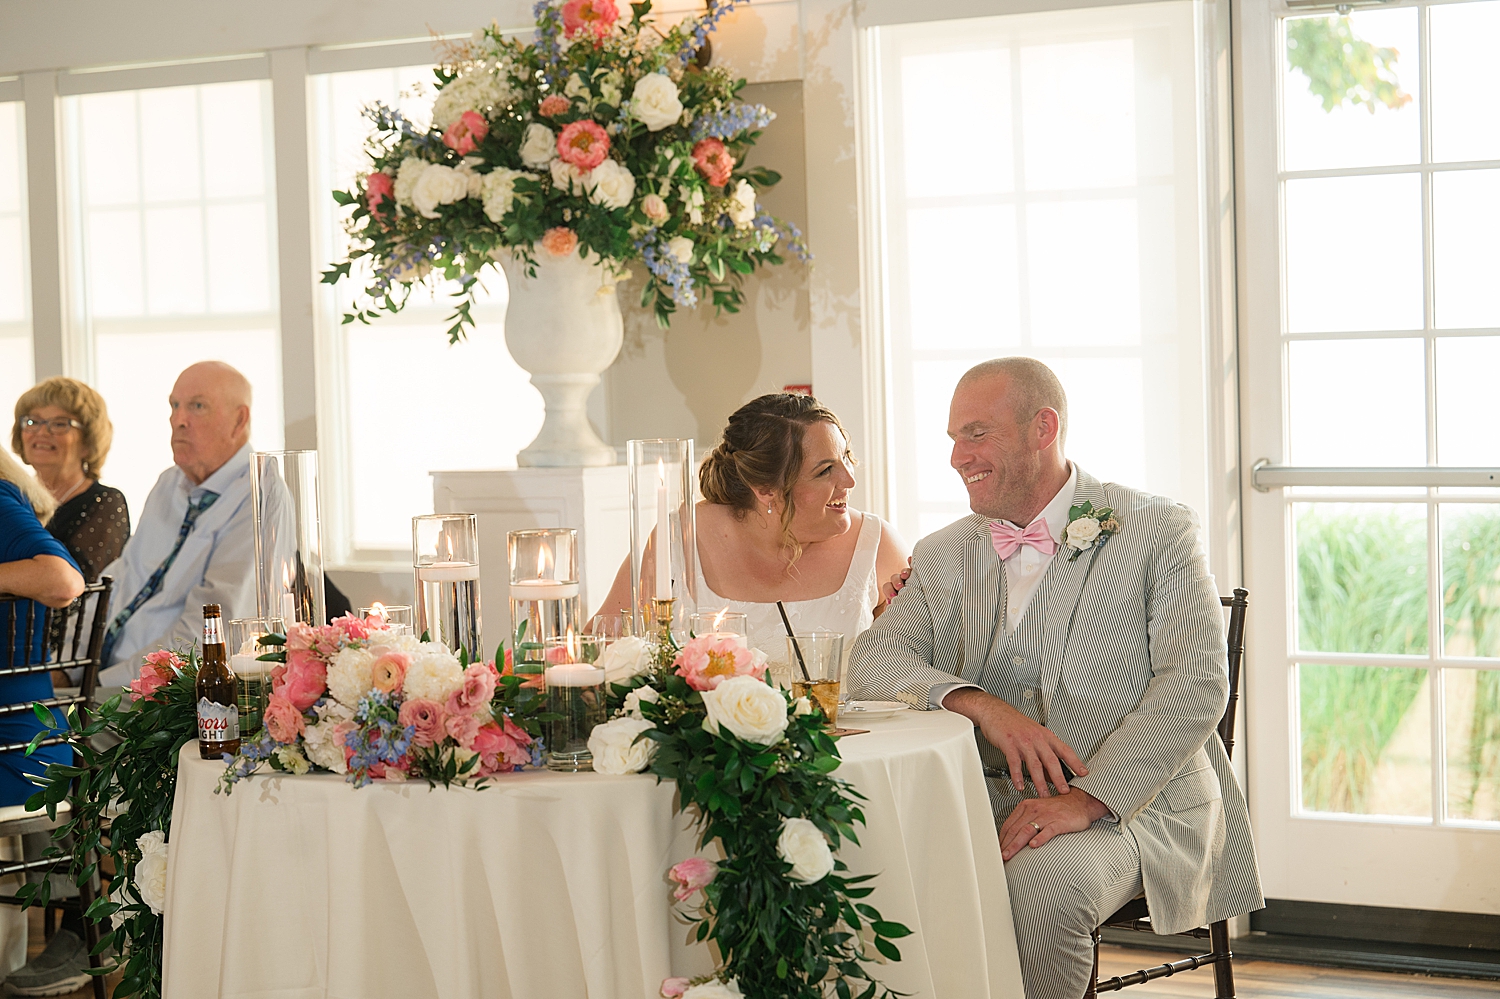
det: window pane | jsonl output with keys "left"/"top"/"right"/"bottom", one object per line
{"left": 1287, "top": 338, "right": 1426, "bottom": 466}
{"left": 1436, "top": 337, "right": 1500, "bottom": 466}
{"left": 901, "top": 49, "right": 1012, "bottom": 198}
{"left": 1021, "top": 38, "right": 1136, "bottom": 191}
{"left": 1295, "top": 503, "right": 1428, "bottom": 655}
{"left": 1445, "top": 668, "right": 1500, "bottom": 823}
{"left": 1429, "top": 0, "right": 1500, "bottom": 164}
{"left": 1027, "top": 199, "right": 1139, "bottom": 347}
{"left": 1441, "top": 504, "right": 1500, "bottom": 659}
{"left": 0, "top": 102, "right": 32, "bottom": 412}
{"left": 139, "top": 87, "right": 200, "bottom": 203}
{"left": 904, "top": 205, "right": 1020, "bottom": 349}
{"left": 1300, "top": 663, "right": 1431, "bottom": 817}
{"left": 1432, "top": 169, "right": 1500, "bottom": 330}
{"left": 1284, "top": 174, "right": 1423, "bottom": 333}
{"left": 1282, "top": 9, "right": 1420, "bottom": 172}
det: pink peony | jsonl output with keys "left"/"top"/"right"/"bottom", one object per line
{"left": 539, "top": 94, "right": 571, "bottom": 117}
{"left": 445, "top": 710, "right": 482, "bottom": 749}
{"left": 660, "top": 979, "right": 690, "bottom": 998}
{"left": 691, "top": 138, "right": 734, "bottom": 187}
{"left": 556, "top": 120, "right": 610, "bottom": 170}
{"left": 473, "top": 716, "right": 534, "bottom": 773}
{"left": 442, "top": 110, "right": 489, "bottom": 155}
{"left": 673, "top": 635, "right": 765, "bottom": 692}
{"left": 668, "top": 857, "right": 719, "bottom": 901}
{"left": 263, "top": 693, "right": 306, "bottom": 743}
{"left": 365, "top": 172, "right": 393, "bottom": 215}
{"left": 446, "top": 662, "right": 497, "bottom": 716}
{"left": 128, "top": 650, "right": 182, "bottom": 702}
{"left": 398, "top": 698, "right": 447, "bottom": 748}
{"left": 541, "top": 226, "right": 578, "bottom": 258}
{"left": 561, "top": 0, "right": 619, "bottom": 39}
{"left": 369, "top": 650, "right": 410, "bottom": 694}
{"left": 277, "top": 651, "right": 327, "bottom": 711}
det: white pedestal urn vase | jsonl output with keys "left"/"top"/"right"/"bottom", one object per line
{"left": 497, "top": 249, "right": 623, "bottom": 467}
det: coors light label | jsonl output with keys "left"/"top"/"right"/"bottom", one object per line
{"left": 197, "top": 697, "right": 240, "bottom": 743}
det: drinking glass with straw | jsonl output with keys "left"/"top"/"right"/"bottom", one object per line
{"left": 777, "top": 601, "right": 844, "bottom": 728}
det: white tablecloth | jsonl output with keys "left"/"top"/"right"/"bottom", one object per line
{"left": 162, "top": 710, "right": 1022, "bottom": 999}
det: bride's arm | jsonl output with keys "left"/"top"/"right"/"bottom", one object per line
{"left": 869, "top": 517, "right": 910, "bottom": 619}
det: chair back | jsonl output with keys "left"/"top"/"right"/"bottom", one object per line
{"left": 1216, "top": 588, "right": 1248, "bottom": 762}
{"left": 0, "top": 577, "right": 113, "bottom": 754}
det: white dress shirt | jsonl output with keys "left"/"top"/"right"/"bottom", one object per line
{"left": 98, "top": 445, "right": 257, "bottom": 686}
{"left": 932, "top": 464, "right": 1078, "bottom": 709}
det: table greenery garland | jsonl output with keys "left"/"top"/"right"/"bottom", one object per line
{"left": 323, "top": 0, "right": 810, "bottom": 339}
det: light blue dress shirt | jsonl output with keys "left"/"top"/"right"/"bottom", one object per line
{"left": 98, "top": 444, "right": 257, "bottom": 686}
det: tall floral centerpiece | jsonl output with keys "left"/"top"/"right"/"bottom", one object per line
{"left": 324, "top": 0, "right": 809, "bottom": 466}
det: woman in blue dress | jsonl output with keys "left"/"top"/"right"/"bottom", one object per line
{"left": 0, "top": 447, "right": 84, "bottom": 806}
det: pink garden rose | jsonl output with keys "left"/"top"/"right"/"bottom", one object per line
{"left": 561, "top": 0, "right": 619, "bottom": 39}
{"left": 539, "top": 94, "right": 571, "bottom": 117}
{"left": 442, "top": 110, "right": 489, "bottom": 155}
{"left": 332, "top": 613, "right": 371, "bottom": 642}
{"left": 641, "top": 193, "right": 669, "bottom": 224}
{"left": 541, "top": 226, "right": 578, "bottom": 258}
{"left": 287, "top": 622, "right": 344, "bottom": 659}
{"left": 691, "top": 138, "right": 734, "bottom": 187}
{"left": 444, "top": 710, "right": 482, "bottom": 749}
{"left": 128, "top": 650, "right": 182, "bottom": 702}
{"left": 668, "top": 858, "right": 719, "bottom": 901}
{"left": 277, "top": 650, "right": 327, "bottom": 711}
{"left": 398, "top": 698, "right": 447, "bottom": 748}
{"left": 557, "top": 120, "right": 610, "bottom": 170}
{"left": 365, "top": 172, "right": 393, "bottom": 215}
{"left": 446, "top": 662, "right": 497, "bottom": 716}
{"left": 660, "top": 978, "right": 690, "bottom": 998}
{"left": 674, "top": 636, "right": 766, "bottom": 692}
{"left": 263, "top": 693, "right": 306, "bottom": 743}
{"left": 369, "top": 650, "right": 410, "bottom": 694}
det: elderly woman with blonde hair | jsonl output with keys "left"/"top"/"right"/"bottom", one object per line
{"left": 12, "top": 377, "right": 130, "bottom": 582}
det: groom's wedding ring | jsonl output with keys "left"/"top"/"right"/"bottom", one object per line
{"left": 1029, "top": 821, "right": 1042, "bottom": 833}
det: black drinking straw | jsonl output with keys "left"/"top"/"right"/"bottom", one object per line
{"left": 776, "top": 600, "right": 812, "bottom": 683}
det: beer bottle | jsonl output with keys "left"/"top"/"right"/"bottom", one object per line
{"left": 196, "top": 603, "right": 240, "bottom": 759}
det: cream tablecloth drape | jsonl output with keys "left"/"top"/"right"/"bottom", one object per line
{"left": 162, "top": 710, "right": 1022, "bottom": 998}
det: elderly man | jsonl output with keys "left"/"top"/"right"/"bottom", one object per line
{"left": 850, "top": 357, "right": 1261, "bottom": 999}
{"left": 97, "top": 361, "right": 257, "bottom": 686}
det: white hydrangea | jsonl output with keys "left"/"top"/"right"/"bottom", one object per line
{"left": 596, "top": 70, "right": 624, "bottom": 107}
{"left": 403, "top": 649, "right": 465, "bottom": 703}
{"left": 393, "top": 156, "right": 427, "bottom": 208}
{"left": 564, "top": 72, "right": 591, "bottom": 99}
{"left": 326, "top": 646, "right": 376, "bottom": 707}
{"left": 303, "top": 699, "right": 354, "bottom": 773}
{"left": 432, "top": 68, "right": 514, "bottom": 130}
{"left": 482, "top": 167, "right": 532, "bottom": 223}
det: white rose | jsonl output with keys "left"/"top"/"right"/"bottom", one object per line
{"left": 393, "top": 156, "right": 427, "bottom": 208}
{"left": 411, "top": 163, "right": 470, "bottom": 219}
{"left": 134, "top": 830, "right": 169, "bottom": 915}
{"left": 701, "top": 675, "right": 788, "bottom": 746}
{"left": 631, "top": 73, "right": 684, "bottom": 131}
{"left": 520, "top": 123, "right": 558, "bottom": 168}
{"left": 728, "top": 178, "right": 756, "bottom": 228}
{"left": 598, "top": 636, "right": 653, "bottom": 685}
{"left": 481, "top": 167, "right": 531, "bottom": 223}
{"left": 587, "top": 158, "right": 636, "bottom": 210}
{"left": 624, "top": 684, "right": 660, "bottom": 718}
{"left": 564, "top": 72, "right": 591, "bottom": 99}
{"left": 403, "top": 651, "right": 465, "bottom": 703}
{"left": 326, "top": 646, "right": 376, "bottom": 707}
{"left": 776, "top": 817, "right": 834, "bottom": 884}
{"left": 551, "top": 158, "right": 586, "bottom": 194}
{"left": 792, "top": 696, "right": 815, "bottom": 717}
{"left": 668, "top": 236, "right": 694, "bottom": 264}
{"left": 682, "top": 979, "right": 743, "bottom": 999}
{"left": 1065, "top": 517, "right": 1102, "bottom": 549}
{"left": 588, "top": 717, "right": 657, "bottom": 775}
{"left": 108, "top": 881, "right": 128, "bottom": 928}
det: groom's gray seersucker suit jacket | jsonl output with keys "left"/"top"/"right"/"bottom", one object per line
{"left": 848, "top": 466, "right": 1263, "bottom": 935}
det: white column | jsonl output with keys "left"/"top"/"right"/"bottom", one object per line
{"left": 21, "top": 71, "right": 65, "bottom": 380}
{"left": 269, "top": 47, "right": 318, "bottom": 451}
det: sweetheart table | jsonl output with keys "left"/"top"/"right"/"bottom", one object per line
{"left": 160, "top": 710, "right": 1023, "bottom": 998}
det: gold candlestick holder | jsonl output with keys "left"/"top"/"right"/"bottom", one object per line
{"left": 650, "top": 596, "right": 678, "bottom": 673}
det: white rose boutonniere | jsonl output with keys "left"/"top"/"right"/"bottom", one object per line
{"left": 1063, "top": 501, "right": 1120, "bottom": 561}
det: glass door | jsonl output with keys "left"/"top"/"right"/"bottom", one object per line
{"left": 1241, "top": 0, "right": 1500, "bottom": 912}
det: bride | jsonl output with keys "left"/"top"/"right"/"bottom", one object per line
{"left": 594, "top": 393, "right": 908, "bottom": 661}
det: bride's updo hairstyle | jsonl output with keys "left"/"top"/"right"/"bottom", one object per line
{"left": 700, "top": 393, "right": 855, "bottom": 561}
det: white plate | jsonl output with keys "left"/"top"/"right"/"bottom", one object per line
{"left": 842, "top": 701, "right": 909, "bottom": 722}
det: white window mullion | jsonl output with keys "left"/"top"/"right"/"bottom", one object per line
{"left": 270, "top": 46, "right": 317, "bottom": 451}
{"left": 21, "top": 70, "right": 63, "bottom": 379}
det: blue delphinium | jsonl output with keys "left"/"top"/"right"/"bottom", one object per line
{"left": 636, "top": 230, "right": 699, "bottom": 308}
{"left": 689, "top": 103, "right": 775, "bottom": 141}
{"left": 676, "top": 0, "right": 744, "bottom": 66}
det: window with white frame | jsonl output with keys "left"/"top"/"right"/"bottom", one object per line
{"left": 869, "top": 2, "right": 1213, "bottom": 545}
{"left": 0, "top": 100, "right": 31, "bottom": 412}
{"left": 310, "top": 61, "right": 544, "bottom": 563}
{"left": 60, "top": 79, "right": 284, "bottom": 515}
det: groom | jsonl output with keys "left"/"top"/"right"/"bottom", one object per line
{"left": 849, "top": 358, "right": 1261, "bottom": 999}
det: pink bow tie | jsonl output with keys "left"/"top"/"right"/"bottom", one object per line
{"left": 989, "top": 519, "right": 1057, "bottom": 560}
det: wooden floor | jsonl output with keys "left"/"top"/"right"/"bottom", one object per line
{"left": 1098, "top": 944, "right": 1500, "bottom": 998}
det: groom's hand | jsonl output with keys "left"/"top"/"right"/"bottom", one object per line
{"left": 943, "top": 688, "right": 1088, "bottom": 796}
{"left": 998, "top": 789, "right": 1111, "bottom": 861}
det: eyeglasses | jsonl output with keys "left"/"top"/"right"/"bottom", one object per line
{"left": 20, "top": 417, "right": 82, "bottom": 435}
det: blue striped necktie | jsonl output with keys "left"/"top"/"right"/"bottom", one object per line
{"left": 101, "top": 491, "right": 220, "bottom": 667}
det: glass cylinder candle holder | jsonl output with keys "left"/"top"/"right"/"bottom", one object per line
{"left": 543, "top": 635, "right": 605, "bottom": 772}
{"left": 413, "top": 514, "right": 483, "bottom": 660}
{"left": 689, "top": 609, "right": 749, "bottom": 643}
{"left": 227, "top": 617, "right": 283, "bottom": 739}
{"left": 251, "top": 450, "right": 326, "bottom": 628}
{"left": 359, "top": 603, "right": 413, "bottom": 636}
{"left": 508, "top": 529, "right": 582, "bottom": 671}
{"left": 627, "top": 439, "right": 698, "bottom": 640}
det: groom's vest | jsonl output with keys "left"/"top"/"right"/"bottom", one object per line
{"left": 979, "top": 591, "right": 1047, "bottom": 724}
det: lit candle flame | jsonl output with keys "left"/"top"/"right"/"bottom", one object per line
{"left": 566, "top": 626, "right": 579, "bottom": 663}
{"left": 537, "top": 544, "right": 550, "bottom": 578}
{"left": 713, "top": 606, "right": 729, "bottom": 630}
{"left": 370, "top": 601, "right": 387, "bottom": 623}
